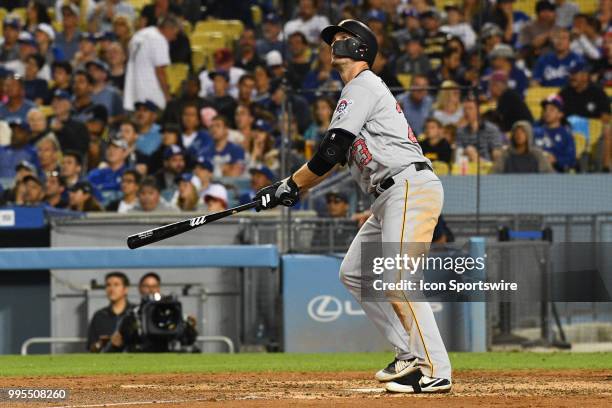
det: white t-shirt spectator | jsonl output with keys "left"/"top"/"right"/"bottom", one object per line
{"left": 440, "top": 23, "right": 477, "bottom": 51}
{"left": 284, "top": 14, "right": 330, "bottom": 44}
{"left": 123, "top": 26, "right": 170, "bottom": 111}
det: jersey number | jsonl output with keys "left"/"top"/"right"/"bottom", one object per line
{"left": 351, "top": 139, "right": 373, "bottom": 171}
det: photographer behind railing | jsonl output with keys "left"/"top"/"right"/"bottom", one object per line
{"left": 103, "top": 273, "right": 198, "bottom": 353}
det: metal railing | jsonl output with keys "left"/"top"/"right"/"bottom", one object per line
{"left": 20, "top": 335, "right": 235, "bottom": 355}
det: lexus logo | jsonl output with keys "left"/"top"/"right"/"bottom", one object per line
{"left": 307, "top": 295, "right": 365, "bottom": 322}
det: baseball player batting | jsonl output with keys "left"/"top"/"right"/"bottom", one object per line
{"left": 255, "top": 19, "right": 452, "bottom": 393}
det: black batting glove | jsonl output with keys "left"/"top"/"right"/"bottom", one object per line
{"left": 254, "top": 177, "right": 300, "bottom": 212}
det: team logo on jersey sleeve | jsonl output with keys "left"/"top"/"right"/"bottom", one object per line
{"left": 335, "top": 99, "right": 353, "bottom": 116}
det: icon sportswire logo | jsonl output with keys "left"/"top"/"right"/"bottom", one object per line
{"left": 190, "top": 216, "right": 207, "bottom": 227}
{"left": 307, "top": 295, "right": 365, "bottom": 322}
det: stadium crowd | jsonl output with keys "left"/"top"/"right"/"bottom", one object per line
{"left": 0, "top": 0, "right": 610, "bottom": 214}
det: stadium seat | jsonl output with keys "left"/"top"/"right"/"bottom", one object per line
{"left": 128, "top": 0, "right": 150, "bottom": 12}
{"left": 578, "top": 0, "right": 599, "bottom": 14}
{"left": 451, "top": 160, "right": 493, "bottom": 175}
{"left": 39, "top": 105, "right": 54, "bottom": 118}
{"left": 526, "top": 87, "right": 560, "bottom": 119}
{"left": 605, "top": 87, "right": 612, "bottom": 97}
{"left": 191, "top": 46, "right": 207, "bottom": 71}
{"left": 513, "top": 0, "right": 536, "bottom": 17}
{"left": 11, "top": 7, "right": 26, "bottom": 22}
{"left": 573, "top": 133, "right": 586, "bottom": 159}
{"left": 165, "top": 63, "right": 190, "bottom": 96}
{"left": 52, "top": 20, "right": 63, "bottom": 33}
{"left": 194, "top": 20, "right": 244, "bottom": 42}
{"left": 0, "top": 8, "right": 6, "bottom": 32}
{"left": 431, "top": 160, "right": 450, "bottom": 176}
{"left": 190, "top": 31, "right": 229, "bottom": 51}
{"left": 397, "top": 74, "right": 412, "bottom": 91}
{"left": 479, "top": 101, "right": 497, "bottom": 114}
{"left": 251, "top": 5, "right": 262, "bottom": 25}
{"left": 588, "top": 118, "right": 603, "bottom": 152}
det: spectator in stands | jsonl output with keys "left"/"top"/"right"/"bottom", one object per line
{"left": 440, "top": 4, "right": 476, "bottom": 51}
{"left": 480, "top": 23, "right": 504, "bottom": 57}
{"left": 372, "top": 50, "right": 403, "bottom": 94}
{"left": 84, "top": 106, "right": 110, "bottom": 170}
{"left": 236, "top": 74, "right": 256, "bottom": 108}
{"left": 0, "top": 161, "right": 35, "bottom": 204}
{"left": 155, "top": 144, "right": 186, "bottom": 201}
{"left": 311, "top": 191, "right": 355, "bottom": 250}
{"left": 112, "top": 14, "right": 133, "bottom": 51}
{"left": 483, "top": 44, "right": 529, "bottom": 97}
{"left": 392, "top": 9, "right": 422, "bottom": 43}
{"left": 55, "top": 4, "right": 82, "bottom": 62}
{"left": 198, "top": 48, "right": 246, "bottom": 99}
{"left": 60, "top": 151, "right": 83, "bottom": 189}
{"left": 21, "top": 174, "right": 45, "bottom": 206}
{"left": 488, "top": 70, "right": 533, "bottom": 132}
{"left": 73, "top": 33, "right": 99, "bottom": 68}
{"left": 124, "top": 16, "right": 180, "bottom": 111}
{"left": 106, "top": 169, "right": 141, "bottom": 212}
{"left": 395, "top": 37, "right": 431, "bottom": 77}
{"left": 90, "top": 0, "right": 135, "bottom": 33}
{"left": 134, "top": 100, "right": 162, "bottom": 158}
{"left": 203, "top": 184, "right": 228, "bottom": 212}
{"left": 560, "top": 61, "right": 610, "bottom": 120}
{"left": 140, "top": 0, "right": 182, "bottom": 27}
{"left": 72, "top": 70, "right": 107, "bottom": 123}
{"left": 428, "top": 47, "right": 467, "bottom": 90}
{"left": 235, "top": 28, "right": 263, "bottom": 72}
{"left": 87, "top": 271, "right": 133, "bottom": 352}
{"left": 457, "top": 97, "right": 503, "bottom": 162}
{"left": 50, "top": 61, "right": 73, "bottom": 96}
{"left": 0, "top": 75, "right": 35, "bottom": 123}
{"left": 519, "top": 0, "right": 558, "bottom": 65}
{"left": 432, "top": 80, "right": 464, "bottom": 127}
{"left": 532, "top": 27, "right": 583, "bottom": 87}
{"left": 161, "top": 75, "right": 207, "bottom": 126}
{"left": 36, "top": 134, "right": 61, "bottom": 176}
{"left": 147, "top": 122, "right": 179, "bottom": 174}
{"left": 88, "top": 137, "right": 128, "bottom": 205}
{"left": 570, "top": 14, "right": 603, "bottom": 63}
{"left": 286, "top": 31, "right": 315, "bottom": 90}
{"left": 304, "top": 97, "right": 334, "bottom": 149}
{"left": 260, "top": 78, "right": 312, "bottom": 133}
{"left": 138, "top": 272, "right": 161, "bottom": 296}
{"left": 397, "top": 75, "right": 433, "bottom": 136}
{"left": 205, "top": 71, "right": 238, "bottom": 126}
{"left": 106, "top": 42, "right": 126, "bottom": 91}
{"left": 44, "top": 170, "right": 68, "bottom": 209}
{"left": 485, "top": 0, "right": 530, "bottom": 48}
{"left": 172, "top": 173, "right": 205, "bottom": 211}
{"left": 207, "top": 115, "right": 245, "bottom": 177}
{"left": 191, "top": 156, "right": 225, "bottom": 198}
{"left": 420, "top": 9, "right": 447, "bottom": 70}
{"left": 4, "top": 32, "right": 37, "bottom": 78}
{"left": 420, "top": 117, "right": 452, "bottom": 166}
{"left": 256, "top": 13, "right": 284, "bottom": 58}
{"left": 27, "top": 108, "right": 52, "bottom": 145}
{"left": 555, "top": 0, "right": 579, "bottom": 28}
{"left": 34, "top": 23, "right": 63, "bottom": 67}
{"left": 116, "top": 119, "right": 140, "bottom": 168}
{"left": 0, "top": 16, "right": 21, "bottom": 63}
{"left": 130, "top": 176, "right": 178, "bottom": 212}
{"left": 493, "top": 121, "right": 553, "bottom": 174}
{"left": 301, "top": 43, "right": 342, "bottom": 102}
{"left": 178, "top": 102, "right": 212, "bottom": 158}
{"left": 534, "top": 95, "right": 575, "bottom": 172}
{"left": 253, "top": 64, "right": 273, "bottom": 101}
{"left": 283, "top": 0, "right": 330, "bottom": 44}
{"left": 239, "top": 165, "right": 275, "bottom": 205}
{"left": 0, "top": 119, "right": 37, "bottom": 180}
{"left": 49, "top": 90, "right": 89, "bottom": 156}
{"left": 87, "top": 59, "right": 124, "bottom": 126}
{"left": 68, "top": 180, "right": 104, "bottom": 212}
{"left": 25, "top": 1, "right": 51, "bottom": 32}
{"left": 23, "top": 54, "right": 49, "bottom": 105}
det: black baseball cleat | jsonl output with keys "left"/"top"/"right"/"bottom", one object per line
{"left": 385, "top": 370, "right": 452, "bottom": 394}
{"left": 374, "top": 357, "right": 419, "bottom": 382}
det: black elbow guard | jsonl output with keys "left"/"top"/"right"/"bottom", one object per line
{"left": 307, "top": 128, "right": 356, "bottom": 176}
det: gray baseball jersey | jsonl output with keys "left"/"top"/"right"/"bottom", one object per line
{"left": 328, "top": 70, "right": 430, "bottom": 194}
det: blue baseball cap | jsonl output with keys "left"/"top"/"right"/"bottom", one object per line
{"left": 7, "top": 117, "right": 30, "bottom": 131}
{"left": 17, "top": 32, "right": 37, "bottom": 48}
{"left": 134, "top": 100, "right": 160, "bottom": 112}
{"left": 80, "top": 32, "right": 97, "bottom": 43}
{"left": 86, "top": 59, "right": 109, "bottom": 73}
{"left": 98, "top": 31, "right": 117, "bottom": 41}
{"left": 253, "top": 118, "right": 273, "bottom": 133}
{"left": 569, "top": 59, "right": 589, "bottom": 74}
{"left": 263, "top": 13, "right": 280, "bottom": 24}
{"left": 174, "top": 172, "right": 193, "bottom": 183}
{"left": 541, "top": 94, "right": 564, "bottom": 112}
{"left": 15, "top": 160, "right": 36, "bottom": 172}
{"left": 366, "top": 9, "right": 386, "bottom": 23}
{"left": 248, "top": 165, "right": 275, "bottom": 182}
{"left": 53, "top": 89, "right": 71, "bottom": 100}
{"left": 208, "top": 70, "right": 230, "bottom": 82}
{"left": 163, "top": 144, "right": 184, "bottom": 159}
{"left": 3, "top": 16, "right": 22, "bottom": 30}
{"left": 194, "top": 156, "right": 214, "bottom": 172}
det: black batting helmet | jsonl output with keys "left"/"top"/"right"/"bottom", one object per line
{"left": 321, "top": 19, "right": 378, "bottom": 67}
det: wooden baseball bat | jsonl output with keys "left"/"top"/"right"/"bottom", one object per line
{"left": 127, "top": 201, "right": 258, "bottom": 249}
